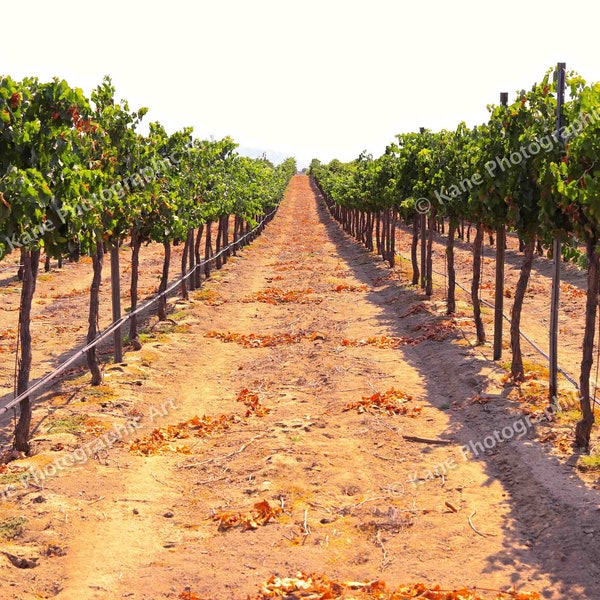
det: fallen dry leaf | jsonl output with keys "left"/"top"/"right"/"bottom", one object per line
{"left": 214, "top": 500, "right": 282, "bottom": 532}
{"left": 129, "top": 414, "right": 238, "bottom": 456}
{"left": 243, "top": 287, "right": 319, "bottom": 304}
{"left": 344, "top": 388, "right": 420, "bottom": 417}
{"left": 205, "top": 330, "right": 310, "bottom": 347}
{"left": 237, "top": 388, "right": 270, "bottom": 417}
{"left": 341, "top": 335, "right": 417, "bottom": 349}
{"left": 334, "top": 283, "right": 368, "bottom": 293}
{"left": 219, "top": 572, "right": 543, "bottom": 599}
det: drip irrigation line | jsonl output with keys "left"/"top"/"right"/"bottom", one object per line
{"left": 0, "top": 264, "right": 24, "bottom": 273}
{"left": 396, "top": 249, "right": 594, "bottom": 401}
{"left": 1, "top": 204, "right": 279, "bottom": 416}
{"left": 436, "top": 266, "right": 581, "bottom": 390}
{"left": 318, "top": 193, "right": 590, "bottom": 405}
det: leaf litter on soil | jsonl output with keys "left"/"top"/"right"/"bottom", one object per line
{"left": 243, "top": 287, "right": 321, "bottom": 304}
{"left": 181, "top": 573, "right": 540, "bottom": 599}
{"left": 129, "top": 414, "right": 238, "bottom": 456}
{"left": 341, "top": 319, "right": 459, "bottom": 349}
{"left": 213, "top": 499, "right": 282, "bottom": 532}
{"left": 334, "top": 283, "right": 369, "bottom": 293}
{"left": 206, "top": 330, "right": 323, "bottom": 347}
{"left": 130, "top": 388, "right": 270, "bottom": 455}
{"left": 344, "top": 388, "right": 422, "bottom": 417}
{"left": 341, "top": 335, "right": 418, "bottom": 349}
{"left": 237, "top": 387, "right": 271, "bottom": 417}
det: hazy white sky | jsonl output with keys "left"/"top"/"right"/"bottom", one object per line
{"left": 2, "top": 0, "right": 600, "bottom": 168}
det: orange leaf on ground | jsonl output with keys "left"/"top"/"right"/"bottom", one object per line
{"left": 344, "top": 388, "right": 419, "bottom": 416}
{"left": 334, "top": 283, "right": 368, "bottom": 292}
{"left": 243, "top": 287, "right": 319, "bottom": 304}
{"left": 240, "top": 572, "right": 541, "bottom": 599}
{"left": 213, "top": 499, "right": 281, "bottom": 532}
{"left": 179, "top": 590, "right": 206, "bottom": 600}
{"left": 341, "top": 335, "right": 417, "bottom": 348}
{"left": 237, "top": 388, "right": 270, "bottom": 417}
{"left": 129, "top": 414, "right": 237, "bottom": 456}
{"left": 205, "top": 330, "right": 311, "bottom": 347}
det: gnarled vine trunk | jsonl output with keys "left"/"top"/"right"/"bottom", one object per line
{"left": 426, "top": 207, "right": 436, "bottom": 296}
{"left": 411, "top": 214, "right": 420, "bottom": 286}
{"left": 446, "top": 218, "right": 457, "bottom": 315}
{"left": 194, "top": 224, "right": 204, "bottom": 288}
{"left": 128, "top": 233, "right": 142, "bottom": 347}
{"left": 187, "top": 229, "right": 196, "bottom": 292}
{"left": 157, "top": 241, "right": 171, "bottom": 321}
{"left": 215, "top": 218, "right": 223, "bottom": 269}
{"left": 510, "top": 240, "right": 535, "bottom": 380}
{"left": 576, "top": 236, "right": 599, "bottom": 450}
{"left": 86, "top": 238, "right": 104, "bottom": 386}
{"left": 14, "top": 248, "right": 40, "bottom": 454}
{"left": 222, "top": 215, "right": 230, "bottom": 263}
{"left": 180, "top": 229, "right": 190, "bottom": 300}
{"left": 387, "top": 209, "right": 396, "bottom": 267}
{"left": 471, "top": 223, "right": 485, "bottom": 344}
{"left": 204, "top": 221, "right": 213, "bottom": 279}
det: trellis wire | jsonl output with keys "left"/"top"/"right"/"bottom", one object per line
{"left": 0, "top": 204, "right": 279, "bottom": 416}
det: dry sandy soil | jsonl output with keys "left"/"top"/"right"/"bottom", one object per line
{"left": 0, "top": 175, "right": 599, "bottom": 599}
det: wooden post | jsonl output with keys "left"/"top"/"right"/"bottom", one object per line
{"left": 493, "top": 92, "right": 508, "bottom": 361}
{"left": 420, "top": 212, "right": 426, "bottom": 289}
{"left": 110, "top": 246, "right": 123, "bottom": 363}
{"left": 419, "top": 127, "right": 427, "bottom": 290}
{"left": 549, "top": 62, "right": 566, "bottom": 406}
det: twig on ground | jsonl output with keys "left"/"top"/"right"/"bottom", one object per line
{"left": 181, "top": 435, "right": 261, "bottom": 469}
{"left": 468, "top": 510, "right": 495, "bottom": 537}
{"left": 197, "top": 474, "right": 231, "bottom": 486}
{"left": 302, "top": 508, "right": 311, "bottom": 545}
{"left": 149, "top": 472, "right": 183, "bottom": 493}
{"left": 402, "top": 434, "right": 453, "bottom": 445}
{"left": 353, "top": 496, "right": 388, "bottom": 508}
{"left": 198, "top": 466, "right": 262, "bottom": 486}
{"left": 307, "top": 501, "right": 332, "bottom": 513}
{"left": 372, "top": 452, "right": 405, "bottom": 463}
{"left": 107, "top": 457, "right": 122, "bottom": 470}
{"left": 371, "top": 417, "right": 399, "bottom": 433}
{"left": 116, "top": 498, "right": 152, "bottom": 503}
{"left": 376, "top": 529, "right": 392, "bottom": 571}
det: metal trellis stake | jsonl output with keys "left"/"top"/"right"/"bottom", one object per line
{"left": 549, "top": 62, "right": 566, "bottom": 406}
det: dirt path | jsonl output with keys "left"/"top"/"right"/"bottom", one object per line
{"left": 2, "top": 175, "right": 600, "bottom": 599}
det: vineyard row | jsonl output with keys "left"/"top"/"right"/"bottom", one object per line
{"left": 309, "top": 63, "right": 600, "bottom": 450}
{"left": 0, "top": 74, "right": 296, "bottom": 451}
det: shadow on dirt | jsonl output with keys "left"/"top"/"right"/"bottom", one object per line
{"left": 311, "top": 177, "right": 600, "bottom": 598}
